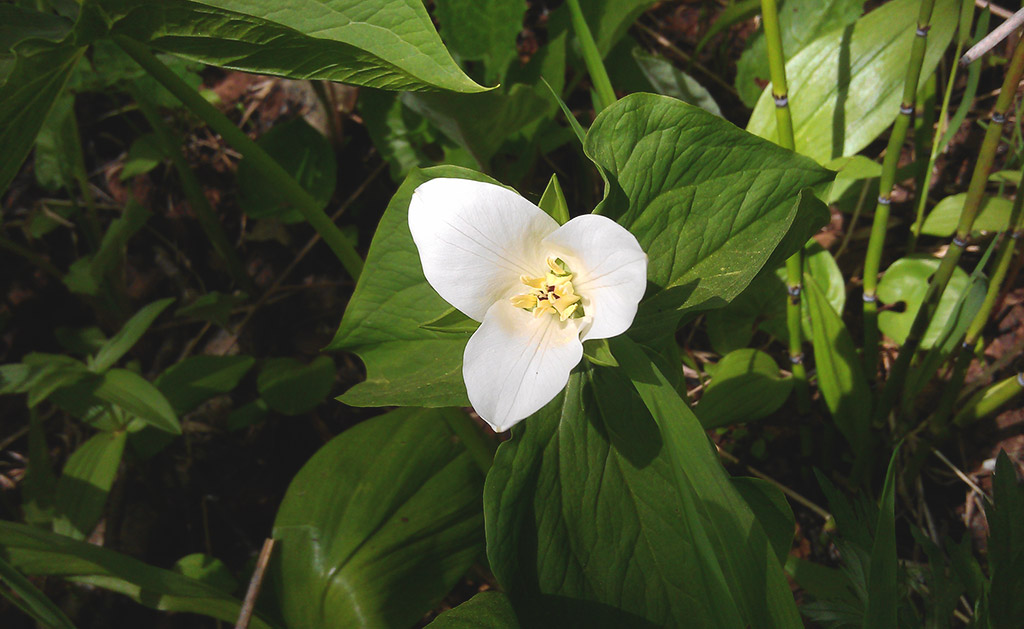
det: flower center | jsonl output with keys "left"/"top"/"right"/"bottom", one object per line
{"left": 510, "top": 257, "right": 584, "bottom": 321}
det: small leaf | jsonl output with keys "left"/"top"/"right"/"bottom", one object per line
{"left": 155, "top": 355, "right": 255, "bottom": 415}
{"left": 695, "top": 349, "right": 792, "bottom": 429}
{"left": 119, "top": 132, "right": 165, "bottom": 180}
{"left": 538, "top": 173, "right": 570, "bottom": 225}
{"left": 173, "top": 554, "right": 238, "bottom": 595}
{"left": 93, "top": 369, "right": 181, "bottom": 435}
{"left": 54, "top": 430, "right": 127, "bottom": 540}
{"left": 90, "top": 298, "right": 175, "bottom": 373}
{"left": 174, "top": 291, "right": 247, "bottom": 328}
{"left": 257, "top": 356, "right": 335, "bottom": 415}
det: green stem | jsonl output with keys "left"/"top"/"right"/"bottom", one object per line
{"left": 129, "top": 84, "right": 256, "bottom": 294}
{"left": 761, "top": 0, "right": 808, "bottom": 411}
{"left": 113, "top": 36, "right": 363, "bottom": 280}
{"left": 862, "top": 0, "right": 937, "bottom": 379}
{"left": 565, "top": 0, "right": 616, "bottom": 113}
{"left": 952, "top": 372, "right": 1024, "bottom": 427}
{"left": 441, "top": 409, "right": 496, "bottom": 475}
{"left": 877, "top": 31, "right": 1024, "bottom": 423}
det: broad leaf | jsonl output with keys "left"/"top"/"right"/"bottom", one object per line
{"left": 804, "top": 275, "right": 870, "bottom": 455}
{"left": 90, "top": 298, "right": 175, "bottom": 373}
{"left": 0, "top": 5, "right": 73, "bottom": 52}
{"left": 695, "top": 349, "right": 793, "bottom": 429}
{"left": 631, "top": 47, "right": 720, "bottom": 116}
{"left": 427, "top": 591, "right": 520, "bottom": 628}
{"left": 434, "top": 0, "right": 526, "bottom": 84}
{"left": 93, "top": 369, "right": 181, "bottom": 434}
{"left": 271, "top": 407, "right": 484, "bottom": 628}
{"left": 747, "top": 0, "right": 958, "bottom": 163}
{"left": 54, "top": 431, "right": 127, "bottom": 539}
{"left": 257, "top": 356, "right": 335, "bottom": 416}
{"left": 0, "top": 520, "right": 272, "bottom": 628}
{"left": 0, "top": 555, "right": 76, "bottom": 629}
{"left": 876, "top": 255, "right": 976, "bottom": 350}
{"left": 89, "top": 0, "right": 488, "bottom": 93}
{"left": 327, "top": 166, "right": 500, "bottom": 408}
{"left": 0, "top": 40, "right": 83, "bottom": 195}
{"left": 920, "top": 193, "right": 1014, "bottom": 237}
{"left": 736, "top": 0, "right": 865, "bottom": 107}
{"left": 155, "top": 355, "right": 255, "bottom": 415}
{"left": 586, "top": 93, "right": 833, "bottom": 336}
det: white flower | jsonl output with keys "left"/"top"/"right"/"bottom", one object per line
{"left": 408, "top": 178, "right": 648, "bottom": 432}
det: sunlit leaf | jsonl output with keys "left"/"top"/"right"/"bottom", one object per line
{"left": 54, "top": 431, "right": 127, "bottom": 540}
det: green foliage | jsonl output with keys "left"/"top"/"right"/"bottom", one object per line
{"left": 695, "top": 349, "right": 793, "bottom": 429}
{"left": 747, "top": 0, "right": 958, "bottom": 163}
{"left": 53, "top": 430, "right": 126, "bottom": 539}
{"left": 434, "top": 0, "right": 526, "bottom": 84}
{"left": 921, "top": 193, "right": 1015, "bottom": 237}
{"left": 155, "top": 355, "right": 254, "bottom": 415}
{"left": 271, "top": 407, "right": 484, "bottom": 628}
{"left": 427, "top": 592, "right": 520, "bottom": 628}
{"left": 257, "top": 356, "right": 336, "bottom": 416}
{"left": 0, "top": 555, "right": 77, "bottom": 629}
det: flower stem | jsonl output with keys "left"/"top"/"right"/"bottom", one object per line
{"left": 876, "top": 29, "right": 1024, "bottom": 424}
{"left": 760, "top": 0, "right": 808, "bottom": 412}
{"left": 113, "top": 35, "right": 363, "bottom": 280}
{"left": 441, "top": 409, "right": 496, "bottom": 475}
{"left": 862, "top": 0, "right": 937, "bottom": 379}
{"left": 129, "top": 83, "right": 256, "bottom": 294}
{"left": 565, "top": 0, "right": 616, "bottom": 113}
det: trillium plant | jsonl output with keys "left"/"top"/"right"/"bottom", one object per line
{"left": 408, "top": 178, "right": 647, "bottom": 431}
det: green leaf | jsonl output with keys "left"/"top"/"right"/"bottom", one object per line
{"left": 173, "top": 554, "right": 238, "bottom": 595}
{"left": 427, "top": 591, "right": 520, "bottom": 628}
{"left": 746, "top": 0, "right": 958, "bottom": 163}
{"left": 485, "top": 364, "right": 745, "bottom": 628}
{"left": 0, "top": 5, "right": 73, "bottom": 52}
{"left": 359, "top": 89, "right": 434, "bottom": 181}
{"left": 63, "top": 199, "right": 149, "bottom": 296}
{"left": 804, "top": 274, "right": 870, "bottom": 454}
{"left": 985, "top": 451, "right": 1024, "bottom": 625}
{"left": 225, "top": 398, "right": 269, "bottom": 432}
{"left": 257, "top": 356, "right": 335, "bottom": 415}
{"left": 695, "top": 349, "right": 793, "bottom": 429}
{"left": 585, "top": 93, "right": 833, "bottom": 336}
{"left": 271, "top": 407, "right": 484, "bottom": 628}
{"left": 89, "top": 297, "right": 175, "bottom": 373}
{"left": 631, "top": 47, "right": 721, "bottom": 116}
{"left": 119, "top": 132, "right": 165, "bottom": 180}
{"left": 93, "top": 369, "right": 181, "bottom": 434}
{"left": 93, "top": 0, "right": 488, "bottom": 93}
{"left": 53, "top": 430, "right": 127, "bottom": 540}
{"left": 735, "top": 0, "right": 865, "bottom": 107}
{"left": 174, "top": 291, "right": 247, "bottom": 328}
{"left": 731, "top": 477, "right": 795, "bottom": 566}
{"left": 237, "top": 117, "right": 336, "bottom": 222}
{"left": 23, "top": 413, "right": 57, "bottom": 526}
{"left": 538, "top": 173, "right": 570, "bottom": 225}
{"left": 610, "top": 336, "right": 802, "bottom": 627}
{"left": 33, "top": 90, "right": 78, "bottom": 191}
{"left": 327, "top": 166, "right": 501, "bottom": 408}
{"left": 420, "top": 308, "right": 481, "bottom": 334}
{"left": 0, "top": 40, "right": 83, "bottom": 195}
{"left": 876, "top": 255, "right": 976, "bottom": 350}
{"left": 549, "top": 0, "right": 660, "bottom": 58}
{"left": 0, "top": 554, "right": 77, "bottom": 629}
{"left": 0, "top": 520, "right": 272, "bottom": 628}
{"left": 156, "top": 355, "right": 255, "bottom": 415}
{"left": 862, "top": 448, "right": 899, "bottom": 629}
{"left": 920, "top": 193, "right": 1014, "bottom": 237}
{"left": 434, "top": 0, "right": 526, "bottom": 84}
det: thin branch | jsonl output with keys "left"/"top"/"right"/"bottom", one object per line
{"left": 234, "top": 538, "right": 275, "bottom": 629}
{"left": 961, "top": 7, "right": 1024, "bottom": 65}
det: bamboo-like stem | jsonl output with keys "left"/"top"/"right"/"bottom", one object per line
{"left": 930, "top": 169, "right": 1024, "bottom": 434}
{"left": 862, "top": 0, "right": 937, "bottom": 379}
{"left": 113, "top": 36, "right": 364, "bottom": 280}
{"left": 129, "top": 84, "right": 256, "bottom": 293}
{"left": 760, "top": 0, "right": 808, "bottom": 412}
{"left": 877, "top": 31, "right": 1024, "bottom": 423}
{"left": 565, "top": 0, "right": 616, "bottom": 113}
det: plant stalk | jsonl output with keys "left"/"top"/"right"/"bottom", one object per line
{"left": 952, "top": 372, "right": 1024, "bottom": 427}
{"left": 566, "top": 0, "right": 617, "bottom": 113}
{"left": 113, "top": 36, "right": 363, "bottom": 280}
{"left": 129, "top": 84, "right": 256, "bottom": 293}
{"left": 862, "top": 0, "right": 937, "bottom": 379}
{"left": 877, "top": 30, "right": 1024, "bottom": 423}
{"left": 760, "top": 0, "right": 808, "bottom": 412}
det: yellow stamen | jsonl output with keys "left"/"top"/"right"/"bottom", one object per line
{"left": 510, "top": 294, "right": 538, "bottom": 309}
{"left": 509, "top": 258, "right": 585, "bottom": 320}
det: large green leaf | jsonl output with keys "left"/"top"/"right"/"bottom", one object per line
{"left": 427, "top": 591, "right": 520, "bottom": 628}
{"left": 0, "top": 520, "right": 272, "bottom": 628}
{"left": 271, "top": 407, "right": 484, "bottom": 628}
{"left": 53, "top": 430, "right": 127, "bottom": 540}
{"left": 434, "top": 0, "right": 525, "bottom": 84}
{"left": 327, "top": 166, "right": 498, "bottom": 408}
{"left": 586, "top": 93, "right": 833, "bottom": 336}
{"left": 90, "top": 0, "right": 488, "bottom": 93}
{"left": 746, "top": 0, "right": 958, "bottom": 163}
{"left": 486, "top": 344, "right": 800, "bottom": 627}
{"left": 0, "top": 555, "right": 76, "bottom": 629}
{"left": 735, "top": 0, "right": 865, "bottom": 107}
{"left": 920, "top": 193, "right": 1015, "bottom": 237}
{"left": 0, "top": 39, "right": 83, "bottom": 195}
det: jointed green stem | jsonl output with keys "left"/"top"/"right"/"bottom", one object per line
{"left": 862, "top": 0, "right": 937, "bottom": 379}
{"left": 760, "top": 0, "right": 808, "bottom": 412}
{"left": 877, "top": 30, "right": 1024, "bottom": 424}
{"left": 130, "top": 84, "right": 256, "bottom": 293}
{"left": 114, "top": 36, "right": 364, "bottom": 280}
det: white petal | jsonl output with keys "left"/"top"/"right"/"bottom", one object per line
{"left": 408, "top": 178, "right": 559, "bottom": 321}
{"left": 463, "top": 300, "right": 583, "bottom": 432}
{"left": 543, "top": 214, "right": 648, "bottom": 341}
